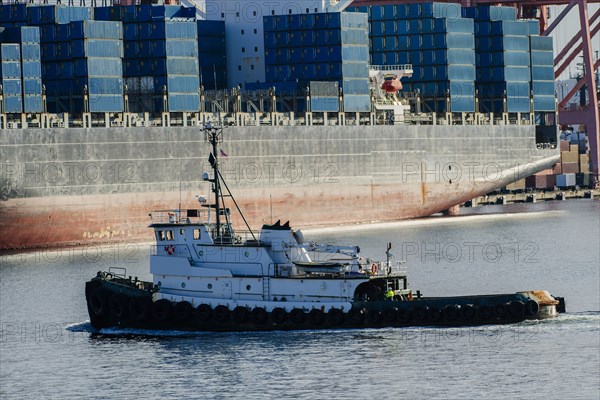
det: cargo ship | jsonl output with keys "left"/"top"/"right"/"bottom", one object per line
{"left": 85, "top": 124, "right": 566, "bottom": 332}
{"left": 0, "top": 1, "right": 561, "bottom": 250}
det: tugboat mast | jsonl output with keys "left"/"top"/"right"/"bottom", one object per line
{"left": 204, "top": 122, "right": 223, "bottom": 237}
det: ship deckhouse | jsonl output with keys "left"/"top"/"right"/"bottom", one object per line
{"left": 146, "top": 123, "right": 408, "bottom": 311}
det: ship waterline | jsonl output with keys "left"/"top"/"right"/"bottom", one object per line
{"left": 0, "top": 124, "right": 558, "bottom": 250}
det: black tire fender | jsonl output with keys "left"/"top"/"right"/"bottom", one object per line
{"left": 214, "top": 305, "right": 230, "bottom": 323}
{"left": 232, "top": 306, "right": 249, "bottom": 323}
{"left": 152, "top": 299, "right": 173, "bottom": 322}
{"left": 196, "top": 304, "right": 213, "bottom": 322}
{"left": 270, "top": 307, "right": 287, "bottom": 324}
{"left": 109, "top": 294, "right": 129, "bottom": 320}
{"left": 174, "top": 301, "right": 193, "bottom": 322}
{"left": 525, "top": 300, "right": 539, "bottom": 316}
{"left": 90, "top": 289, "right": 108, "bottom": 317}
{"left": 129, "top": 297, "right": 151, "bottom": 322}
{"left": 250, "top": 307, "right": 268, "bottom": 324}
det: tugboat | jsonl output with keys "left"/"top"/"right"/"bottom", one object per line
{"left": 85, "top": 124, "right": 566, "bottom": 332}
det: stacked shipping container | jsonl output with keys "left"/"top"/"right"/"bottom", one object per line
{"left": 0, "top": 4, "right": 225, "bottom": 115}
{"left": 95, "top": 4, "right": 203, "bottom": 113}
{"left": 264, "top": 12, "right": 371, "bottom": 112}
{"left": 1, "top": 26, "right": 43, "bottom": 113}
{"left": 463, "top": 5, "right": 555, "bottom": 114}
{"left": 197, "top": 20, "right": 227, "bottom": 90}
{"left": 0, "top": 3, "right": 27, "bottom": 29}
{"left": 524, "top": 134, "right": 592, "bottom": 190}
{"left": 0, "top": 3, "right": 555, "bottom": 118}
{"left": 0, "top": 43, "right": 22, "bottom": 113}
{"left": 465, "top": 6, "right": 530, "bottom": 112}
{"left": 529, "top": 35, "right": 555, "bottom": 111}
{"left": 349, "top": 2, "right": 476, "bottom": 113}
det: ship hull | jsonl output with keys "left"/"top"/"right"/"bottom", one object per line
{"left": 85, "top": 274, "right": 564, "bottom": 332}
{"left": 1, "top": 124, "right": 558, "bottom": 250}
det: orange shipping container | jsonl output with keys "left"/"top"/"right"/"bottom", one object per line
{"left": 561, "top": 162, "right": 579, "bottom": 174}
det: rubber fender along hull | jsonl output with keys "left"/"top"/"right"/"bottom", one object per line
{"left": 85, "top": 277, "right": 565, "bottom": 333}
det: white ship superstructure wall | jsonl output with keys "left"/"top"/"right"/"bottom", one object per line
{"left": 201, "top": 0, "right": 332, "bottom": 87}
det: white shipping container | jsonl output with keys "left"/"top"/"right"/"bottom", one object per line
{"left": 556, "top": 173, "right": 576, "bottom": 187}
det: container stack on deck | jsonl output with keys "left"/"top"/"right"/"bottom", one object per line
{"left": 465, "top": 6, "right": 530, "bottom": 113}
{"left": 1, "top": 26, "right": 43, "bottom": 113}
{"left": 264, "top": 11, "right": 371, "bottom": 112}
{"left": 350, "top": 2, "right": 476, "bottom": 113}
{"left": 0, "top": 3, "right": 226, "bottom": 115}
{"left": 0, "top": 42, "right": 22, "bottom": 114}
{"left": 95, "top": 4, "right": 199, "bottom": 113}
{"left": 462, "top": 5, "right": 555, "bottom": 115}
{"left": 0, "top": 2, "right": 556, "bottom": 120}
{"left": 197, "top": 20, "right": 227, "bottom": 91}
{"left": 529, "top": 35, "right": 556, "bottom": 113}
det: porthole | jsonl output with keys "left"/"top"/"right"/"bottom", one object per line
{"left": 246, "top": 285, "right": 251, "bottom": 291}
{"left": 181, "top": 282, "right": 186, "bottom": 288}
{"left": 208, "top": 283, "right": 213, "bottom": 290}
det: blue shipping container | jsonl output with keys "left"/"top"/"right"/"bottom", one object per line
{"left": 311, "top": 97, "right": 339, "bottom": 112}
{"left": 88, "top": 94, "right": 124, "bottom": 112}
{"left": 74, "top": 58, "right": 122, "bottom": 77}
{"left": 153, "top": 75, "right": 200, "bottom": 93}
{"left": 533, "top": 95, "right": 555, "bottom": 111}
{"left": 70, "top": 39, "right": 123, "bottom": 58}
{"left": 69, "top": 21, "right": 123, "bottom": 40}
{"left": 165, "top": 93, "right": 200, "bottom": 112}
{"left": 529, "top": 35, "right": 553, "bottom": 51}
{"left": 77, "top": 76, "right": 123, "bottom": 95}
{"left": 0, "top": 78, "right": 21, "bottom": 95}
{"left": 530, "top": 51, "right": 554, "bottom": 66}
{"left": 152, "top": 5, "right": 196, "bottom": 20}
{"left": 343, "top": 94, "right": 370, "bottom": 112}
{"left": 0, "top": 44, "right": 20, "bottom": 61}
{"left": 1, "top": 26, "right": 40, "bottom": 43}
{"left": 531, "top": 66, "right": 554, "bottom": 81}
{"left": 151, "top": 21, "right": 197, "bottom": 39}
{"left": 1, "top": 61, "right": 21, "bottom": 78}
{"left": 21, "top": 43, "right": 41, "bottom": 60}
{"left": 22, "top": 61, "right": 42, "bottom": 78}
{"left": 2, "top": 94, "right": 22, "bottom": 113}
{"left": 23, "top": 78, "right": 43, "bottom": 95}
{"left": 532, "top": 81, "right": 555, "bottom": 95}
{"left": 23, "top": 94, "right": 43, "bottom": 113}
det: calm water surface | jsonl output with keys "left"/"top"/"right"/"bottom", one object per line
{"left": 1, "top": 200, "right": 599, "bottom": 399}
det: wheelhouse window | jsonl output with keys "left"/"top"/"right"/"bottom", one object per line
{"left": 193, "top": 229, "right": 201, "bottom": 240}
{"left": 180, "top": 229, "right": 185, "bottom": 235}
{"left": 166, "top": 230, "right": 174, "bottom": 241}
{"left": 157, "top": 230, "right": 165, "bottom": 241}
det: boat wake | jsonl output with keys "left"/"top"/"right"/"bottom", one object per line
{"left": 518, "top": 311, "right": 600, "bottom": 330}
{"left": 65, "top": 320, "right": 215, "bottom": 338}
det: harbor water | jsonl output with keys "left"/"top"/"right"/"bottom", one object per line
{"left": 1, "top": 200, "right": 599, "bottom": 399}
